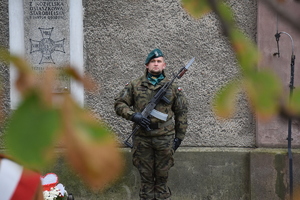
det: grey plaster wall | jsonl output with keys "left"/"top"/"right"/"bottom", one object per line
{"left": 82, "top": 0, "right": 257, "bottom": 147}
{"left": 0, "top": 0, "right": 10, "bottom": 148}
{"left": 0, "top": 1, "right": 257, "bottom": 147}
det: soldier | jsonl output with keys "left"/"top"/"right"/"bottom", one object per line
{"left": 114, "top": 48, "right": 188, "bottom": 200}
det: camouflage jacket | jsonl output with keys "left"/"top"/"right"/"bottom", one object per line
{"left": 114, "top": 71, "right": 188, "bottom": 140}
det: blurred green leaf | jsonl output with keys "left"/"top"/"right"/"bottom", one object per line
{"left": 0, "top": 48, "right": 10, "bottom": 64}
{"left": 63, "top": 128, "right": 124, "bottom": 191}
{"left": 0, "top": 48, "right": 123, "bottom": 190}
{"left": 181, "top": 0, "right": 211, "bottom": 18}
{"left": 286, "top": 89, "right": 300, "bottom": 116}
{"left": 230, "top": 28, "right": 259, "bottom": 73}
{"left": 5, "top": 91, "right": 61, "bottom": 169}
{"left": 73, "top": 108, "right": 114, "bottom": 142}
{"left": 0, "top": 47, "right": 32, "bottom": 73}
{"left": 76, "top": 119, "right": 113, "bottom": 141}
{"left": 61, "top": 96, "right": 113, "bottom": 141}
{"left": 243, "top": 70, "right": 282, "bottom": 120}
{"left": 217, "top": 2, "right": 235, "bottom": 27}
{"left": 213, "top": 79, "right": 240, "bottom": 118}
{"left": 61, "top": 99, "right": 124, "bottom": 190}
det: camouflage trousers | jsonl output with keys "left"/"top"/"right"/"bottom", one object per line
{"left": 132, "top": 134, "right": 174, "bottom": 200}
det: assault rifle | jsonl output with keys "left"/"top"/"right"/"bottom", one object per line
{"left": 124, "top": 57, "right": 195, "bottom": 148}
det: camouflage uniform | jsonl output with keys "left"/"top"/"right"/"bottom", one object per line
{"left": 114, "top": 70, "right": 188, "bottom": 200}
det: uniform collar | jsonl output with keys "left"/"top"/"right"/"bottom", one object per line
{"left": 147, "top": 73, "right": 165, "bottom": 86}
{"left": 142, "top": 70, "right": 168, "bottom": 89}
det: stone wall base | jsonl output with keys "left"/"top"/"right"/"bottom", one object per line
{"left": 31, "top": 148, "right": 300, "bottom": 199}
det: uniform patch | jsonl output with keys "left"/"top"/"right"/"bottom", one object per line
{"left": 178, "top": 87, "right": 183, "bottom": 91}
{"left": 125, "top": 82, "right": 129, "bottom": 86}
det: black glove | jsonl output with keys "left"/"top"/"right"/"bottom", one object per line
{"left": 173, "top": 138, "right": 182, "bottom": 152}
{"left": 131, "top": 112, "right": 151, "bottom": 130}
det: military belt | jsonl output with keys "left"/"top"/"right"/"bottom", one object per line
{"left": 149, "top": 119, "right": 173, "bottom": 129}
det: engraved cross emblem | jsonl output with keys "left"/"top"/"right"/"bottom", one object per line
{"left": 30, "top": 27, "right": 65, "bottom": 64}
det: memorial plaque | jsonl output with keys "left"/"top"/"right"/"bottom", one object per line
{"left": 24, "top": 0, "right": 70, "bottom": 93}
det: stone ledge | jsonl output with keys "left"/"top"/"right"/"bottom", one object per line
{"left": 3, "top": 147, "right": 300, "bottom": 199}
{"left": 45, "top": 147, "right": 252, "bottom": 199}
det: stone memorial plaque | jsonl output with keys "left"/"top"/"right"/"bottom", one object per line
{"left": 24, "top": 0, "right": 70, "bottom": 93}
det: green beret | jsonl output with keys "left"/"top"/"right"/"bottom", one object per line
{"left": 145, "top": 48, "right": 164, "bottom": 65}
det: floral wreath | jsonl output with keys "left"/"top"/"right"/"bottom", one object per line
{"left": 41, "top": 173, "right": 72, "bottom": 200}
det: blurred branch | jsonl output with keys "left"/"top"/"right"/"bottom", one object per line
{"left": 206, "top": 0, "right": 229, "bottom": 37}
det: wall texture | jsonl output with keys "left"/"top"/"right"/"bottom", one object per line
{"left": 0, "top": 1, "right": 257, "bottom": 147}
{"left": 82, "top": 0, "right": 257, "bottom": 148}
{"left": 0, "top": 0, "right": 10, "bottom": 148}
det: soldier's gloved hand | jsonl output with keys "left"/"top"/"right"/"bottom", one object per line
{"left": 173, "top": 138, "right": 182, "bottom": 152}
{"left": 131, "top": 112, "right": 151, "bottom": 130}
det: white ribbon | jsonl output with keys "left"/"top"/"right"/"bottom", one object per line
{"left": 0, "top": 158, "right": 23, "bottom": 200}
